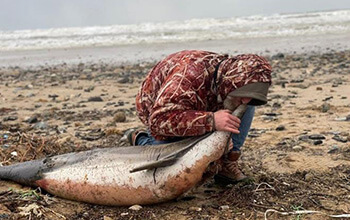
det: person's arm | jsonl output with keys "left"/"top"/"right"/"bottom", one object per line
{"left": 150, "top": 106, "right": 214, "bottom": 137}
{"left": 150, "top": 107, "right": 241, "bottom": 138}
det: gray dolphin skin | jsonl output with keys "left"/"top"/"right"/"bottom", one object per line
{"left": 0, "top": 104, "right": 247, "bottom": 206}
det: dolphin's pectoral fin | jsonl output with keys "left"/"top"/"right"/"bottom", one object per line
{"left": 129, "top": 156, "right": 177, "bottom": 173}
{"left": 129, "top": 133, "right": 213, "bottom": 173}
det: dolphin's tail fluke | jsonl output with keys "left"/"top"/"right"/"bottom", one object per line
{"left": 0, "top": 159, "right": 44, "bottom": 186}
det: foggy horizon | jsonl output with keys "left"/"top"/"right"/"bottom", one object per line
{"left": 1, "top": 0, "right": 349, "bottom": 31}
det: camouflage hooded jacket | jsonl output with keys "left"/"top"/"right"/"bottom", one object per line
{"left": 136, "top": 50, "right": 272, "bottom": 140}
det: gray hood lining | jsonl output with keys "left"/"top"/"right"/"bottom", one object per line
{"left": 226, "top": 82, "right": 270, "bottom": 106}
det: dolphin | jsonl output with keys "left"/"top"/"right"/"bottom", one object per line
{"left": 0, "top": 104, "right": 247, "bottom": 206}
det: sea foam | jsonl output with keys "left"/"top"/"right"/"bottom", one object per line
{"left": 0, "top": 10, "right": 349, "bottom": 51}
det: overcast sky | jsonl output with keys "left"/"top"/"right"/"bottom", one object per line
{"left": 1, "top": 0, "right": 349, "bottom": 31}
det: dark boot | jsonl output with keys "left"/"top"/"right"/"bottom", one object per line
{"left": 214, "top": 151, "right": 248, "bottom": 184}
{"left": 121, "top": 128, "right": 148, "bottom": 146}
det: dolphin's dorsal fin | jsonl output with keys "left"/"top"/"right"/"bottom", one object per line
{"left": 129, "top": 133, "right": 212, "bottom": 173}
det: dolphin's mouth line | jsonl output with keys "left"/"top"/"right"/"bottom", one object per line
{"left": 153, "top": 153, "right": 161, "bottom": 184}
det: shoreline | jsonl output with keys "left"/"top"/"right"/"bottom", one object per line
{"left": 1, "top": 33, "right": 349, "bottom": 68}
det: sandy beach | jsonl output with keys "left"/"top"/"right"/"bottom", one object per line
{"left": 0, "top": 40, "right": 350, "bottom": 219}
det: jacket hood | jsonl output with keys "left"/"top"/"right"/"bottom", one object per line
{"left": 215, "top": 54, "right": 272, "bottom": 106}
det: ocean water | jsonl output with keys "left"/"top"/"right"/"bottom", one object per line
{"left": 1, "top": 9, "right": 349, "bottom": 52}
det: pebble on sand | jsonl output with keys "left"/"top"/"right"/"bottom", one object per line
{"left": 129, "top": 205, "right": 142, "bottom": 211}
{"left": 308, "top": 134, "right": 326, "bottom": 140}
{"left": 304, "top": 173, "right": 313, "bottom": 182}
{"left": 292, "top": 146, "right": 303, "bottom": 151}
{"left": 332, "top": 135, "right": 348, "bottom": 143}
{"left": 313, "top": 140, "right": 323, "bottom": 145}
{"left": 189, "top": 207, "right": 202, "bottom": 212}
{"left": 328, "top": 145, "right": 339, "bottom": 154}
{"left": 276, "top": 125, "right": 286, "bottom": 131}
{"left": 113, "top": 112, "right": 126, "bottom": 123}
{"left": 220, "top": 205, "right": 230, "bottom": 210}
{"left": 26, "top": 116, "right": 38, "bottom": 124}
{"left": 88, "top": 96, "right": 103, "bottom": 102}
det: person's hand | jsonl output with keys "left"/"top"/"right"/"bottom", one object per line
{"left": 214, "top": 110, "right": 241, "bottom": 134}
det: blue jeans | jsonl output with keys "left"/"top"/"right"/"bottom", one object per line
{"left": 136, "top": 106, "right": 255, "bottom": 152}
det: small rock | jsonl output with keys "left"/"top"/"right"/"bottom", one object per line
{"left": 88, "top": 96, "right": 103, "bottom": 102}
{"left": 3, "top": 116, "right": 18, "bottom": 121}
{"left": 264, "top": 112, "right": 278, "bottom": 117}
{"left": 25, "top": 84, "right": 33, "bottom": 89}
{"left": 103, "top": 216, "right": 113, "bottom": 220}
{"left": 129, "top": 204, "right": 142, "bottom": 211}
{"left": 82, "top": 68, "right": 92, "bottom": 73}
{"left": 118, "top": 100, "right": 125, "bottom": 106}
{"left": 272, "top": 53, "right": 285, "bottom": 59}
{"left": 9, "top": 126, "right": 20, "bottom": 132}
{"left": 290, "top": 79, "right": 304, "bottom": 83}
{"left": 320, "top": 103, "right": 331, "bottom": 112}
{"left": 26, "top": 116, "right": 38, "bottom": 124}
{"left": 322, "top": 96, "right": 333, "bottom": 102}
{"left": 332, "top": 135, "right": 347, "bottom": 143}
{"left": 82, "top": 212, "right": 89, "bottom": 218}
{"left": 272, "top": 102, "right": 281, "bottom": 108}
{"left": 57, "top": 127, "right": 67, "bottom": 134}
{"left": 118, "top": 77, "right": 129, "bottom": 84}
{"left": 332, "top": 83, "right": 338, "bottom": 87}
{"left": 308, "top": 134, "right": 326, "bottom": 140}
{"left": 26, "top": 93, "right": 35, "bottom": 97}
{"left": 189, "top": 207, "right": 202, "bottom": 212}
{"left": 262, "top": 116, "right": 277, "bottom": 121}
{"left": 248, "top": 133, "right": 260, "bottom": 138}
{"left": 2, "top": 144, "right": 10, "bottom": 149}
{"left": 276, "top": 125, "right": 285, "bottom": 131}
{"left": 11, "top": 151, "right": 18, "bottom": 157}
{"left": 328, "top": 145, "right": 339, "bottom": 154}
{"left": 120, "top": 212, "right": 129, "bottom": 216}
{"left": 48, "top": 94, "right": 59, "bottom": 101}
{"left": 113, "top": 112, "right": 126, "bottom": 123}
{"left": 34, "top": 122, "right": 48, "bottom": 130}
{"left": 298, "top": 135, "right": 309, "bottom": 141}
{"left": 335, "top": 115, "right": 350, "bottom": 121}
{"left": 292, "top": 146, "right": 303, "bottom": 151}
{"left": 313, "top": 140, "right": 323, "bottom": 145}
{"left": 220, "top": 205, "right": 230, "bottom": 210}
{"left": 84, "top": 86, "right": 95, "bottom": 92}
{"left": 304, "top": 173, "right": 313, "bottom": 182}
{"left": 340, "top": 132, "right": 349, "bottom": 137}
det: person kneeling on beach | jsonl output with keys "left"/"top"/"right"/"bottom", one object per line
{"left": 128, "top": 50, "right": 272, "bottom": 184}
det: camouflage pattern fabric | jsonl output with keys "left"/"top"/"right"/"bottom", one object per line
{"left": 136, "top": 50, "right": 272, "bottom": 140}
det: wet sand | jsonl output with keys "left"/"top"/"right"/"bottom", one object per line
{"left": 0, "top": 44, "right": 350, "bottom": 219}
